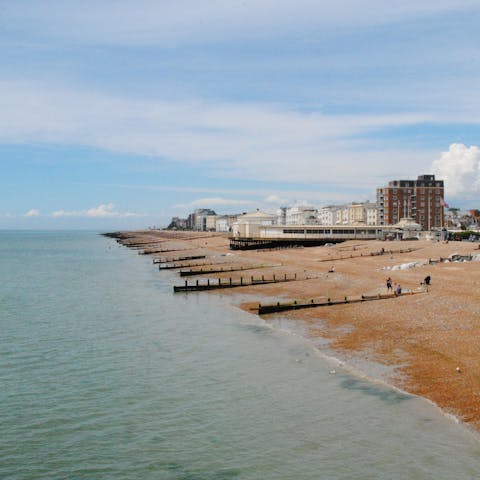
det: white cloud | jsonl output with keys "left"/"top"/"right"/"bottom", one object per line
{"left": 25, "top": 209, "right": 40, "bottom": 217}
{"left": 4, "top": 1, "right": 477, "bottom": 46}
{"left": 174, "top": 197, "right": 256, "bottom": 209}
{"left": 0, "top": 81, "right": 450, "bottom": 185}
{"left": 431, "top": 143, "right": 480, "bottom": 197}
{"left": 52, "top": 203, "right": 144, "bottom": 218}
{"left": 264, "top": 194, "right": 289, "bottom": 205}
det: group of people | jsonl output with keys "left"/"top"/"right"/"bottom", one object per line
{"left": 386, "top": 275, "right": 431, "bottom": 295}
{"left": 386, "top": 277, "right": 402, "bottom": 295}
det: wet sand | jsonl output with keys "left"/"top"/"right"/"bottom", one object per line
{"left": 110, "top": 230, "right": 480, "bottom": 431}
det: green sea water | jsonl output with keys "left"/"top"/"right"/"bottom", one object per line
{"left": 1, "top": 231, "right": 479, "bottom": 479}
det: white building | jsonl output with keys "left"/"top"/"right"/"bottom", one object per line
{"left": 318, "top": 205, "right": 344, "bottom": 225}
{"left": 215, "top": 214, "right": 239, "bottom": 233}
{"left": 193, "top": 208, "right": 217, "bottom": 231}
{"left": 232, "top": 210, "right": 277, "bottom": 237}
{"left": 285, "top": 205, "right": 318, "bottom": 225}
{"left": 366, "top": 203, "right": 378, "bottom": 225}
{"left": 336, "top": 207, "right": 349, "bottom": 225}
{"left": 276, "top": 207, "right": 287, "bottom": 225}
{"left": 205, "top": 215, "right": 218, "bottom": 231}
{"left": 319, "top": 202, "right": 378, "bottom": 226}
{"left": 347, "top": 201, "right": 378, "bottom": 225}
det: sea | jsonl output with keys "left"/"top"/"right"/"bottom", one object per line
{"left": 1, "top": 230, "right": 479, "bottom": 480}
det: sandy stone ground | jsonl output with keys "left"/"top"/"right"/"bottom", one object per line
{"left": 112, "top": 230, "right": 480, "bottom": 431}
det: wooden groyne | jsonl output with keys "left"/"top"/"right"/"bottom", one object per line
{"left": 179, "top": 264, "right": 280, "bottom": 277}
{"left": 127, "top": 244, "right": 164, "bottom": 250}
{"left": 318, "top": 247, "right": 418, "bottom": 263}
{"left": 140, "top": 248, "right": 189, "bottom": 255}
{"left": 153, "top": 255, "right": 206, "bottom": 264}
{"left": 122, "top": 242, "right": 166, "bottom": 248}
{"left": 173, "top": 273, "right": 314, "bottom": 292}
{"left": 257, "top": 289, "right": 427, "bottom": 315}
{"left": 158, "top": 261, "right": 230, "bottom": 270}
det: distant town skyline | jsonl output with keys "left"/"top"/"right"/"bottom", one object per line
{"left": 1, "top": 1, "right": 479, "bottom": 229}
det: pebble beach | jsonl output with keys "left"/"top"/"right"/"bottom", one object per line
{"left": 112, "top": 230, "right": 480, "bottom": 432}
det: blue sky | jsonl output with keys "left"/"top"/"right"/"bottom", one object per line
{"left": 1, "top": 0, "right": 479, "bottom": 229}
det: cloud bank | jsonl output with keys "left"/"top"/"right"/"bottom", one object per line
{"left": 24, "top": 209, "right": 40, "bottom": 217}
{"left": 431, "top": 143, "right": 480, "bottom": 198}
{"left": 52, "top": 203, "right": 143, "bottom": 218}
{"left": 0, "top": 81, "right": 446, "bottom": 185}
{"left": 4, "top": 1, "right": 478, "bottom": 46}
{"left": 264, "top": 194, "right": 289, "bottom": 205}
{"left": 174, "top": 197, "right": 256, "bottom": 209}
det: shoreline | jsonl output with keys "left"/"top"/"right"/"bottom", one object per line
{"left": 108, "top": 229, "right": 480, "bottom": 433}
{"left": 252, "top": 309, "right": 478, "bottom": 438}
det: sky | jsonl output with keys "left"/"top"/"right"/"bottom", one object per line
{"left": 1, "top": 0, "right": 479, "bottom": 229}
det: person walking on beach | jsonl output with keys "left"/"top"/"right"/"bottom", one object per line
{"left": 386, "top": 276, "right": 392, "bottom": 291}
{"left": 395, "top": 284, "right": 402, "bottom": 295}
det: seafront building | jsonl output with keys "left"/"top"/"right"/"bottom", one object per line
{"left": 318, "top": 205, "right": 343, "bottom": 225}
{"left": 348, "top": 201, "right": 378, "bottom": 225}
{"left": 231, "top": 210, "right": 277, "bottom": 238}
{"left": 318, "top": 202, "right": 377, "bottom": 226}
{"left": 276, "top": 205, "right": 319, "bottom": 225}
{"left": 376, "top": 174, "right": 445, "bottom": 230}
{"left": 229, "top": 223, "right": 420, "bottom": 249}
{"left": 187, "top": 208, "right": 217, "bottom": 231}
{"left": 215, "top": 214, "right": 239, "bottom": 233}
{"left": 287, "top": 205, "right": 318, "bottom": 225}
{"left": 168, "top": 173, "right": 452, "bottom": 248}
{"left": 276, "top": 207, "right": 287, "bottom": 225}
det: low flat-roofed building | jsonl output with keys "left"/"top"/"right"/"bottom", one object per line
{"left": 229, "top": 221, "right": 423, "bottom": 249}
